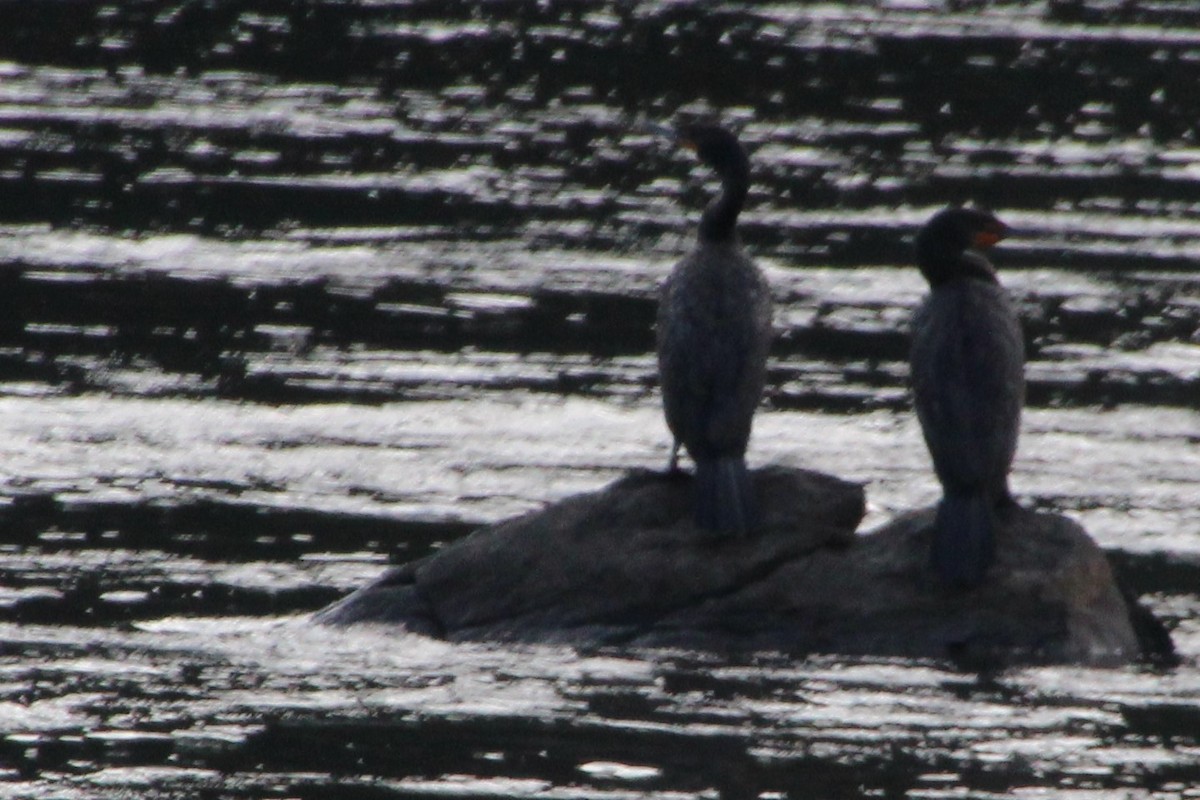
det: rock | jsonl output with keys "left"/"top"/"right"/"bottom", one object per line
{"left": 314, "top": 466, "right": 863, "bottom": 637}
{"left": 314, "top": 466, "right": 1150, "bottom": 666}
{"left": 641, "top": 506, "right": 1142, "bottom": 666}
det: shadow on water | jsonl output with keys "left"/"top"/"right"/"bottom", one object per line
{"left": 0, "top": 1, "right": 1196, "bottom": 797}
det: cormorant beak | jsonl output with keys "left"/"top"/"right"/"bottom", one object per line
{"left": 972, "top": 220, "right": 1008, "bottom": 249}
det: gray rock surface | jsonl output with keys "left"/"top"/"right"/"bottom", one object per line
{"left": 315, "top": 466, "right": 1147, "bottom": 666}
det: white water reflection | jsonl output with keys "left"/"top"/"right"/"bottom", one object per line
{"left": 4, "top": 612, "right": 1197, "bottom": 797}
{"left": 0, "top": 394, "right": 1193, "bottom": 556}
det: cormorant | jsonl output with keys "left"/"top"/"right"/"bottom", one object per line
{"left": 910, "top": 207, "right": 1024, "bottom": 587}
{"left": 655, "top": 123, "right": 773, "bottom": 536}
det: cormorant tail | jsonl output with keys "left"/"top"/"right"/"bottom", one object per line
{"left": 694, "top": 456, "right": 756, "bottom": 537}
{"left": 932, "top": 491, "right": 995, "bottom": 587}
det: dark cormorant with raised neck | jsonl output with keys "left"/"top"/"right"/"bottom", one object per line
{"left": 655, "top": 123, "right": 773, "bottom": 537}
{"left": 910, "top": 207, "right": 1024, "bottom": 587}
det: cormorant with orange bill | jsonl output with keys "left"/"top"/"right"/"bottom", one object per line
{"left": 910, "top": 207, "right": 1024, "bottom": 586}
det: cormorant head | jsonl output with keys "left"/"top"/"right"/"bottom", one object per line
{"left": 668, "top": 122, "right": 750, "bottom": 242}
{"left": 674, "top": 123, "right": 748, "bottom": 175}
{"left": 915, "top": 207, "right": 1008, "bottom": 285}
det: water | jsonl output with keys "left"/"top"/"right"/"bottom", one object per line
{"left": 0, "top": 1, "right": 1198, "bottom": 797}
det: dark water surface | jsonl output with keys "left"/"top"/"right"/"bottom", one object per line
{"left": 0, "top": 1, "right": 1198, "bottom": 797}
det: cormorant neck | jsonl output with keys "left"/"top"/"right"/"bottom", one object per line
{"left": 917, "top": 249, "right": 999, "bottom": 288}
{"left": 697, "top": 151, "right": 749, "bottom": 243}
